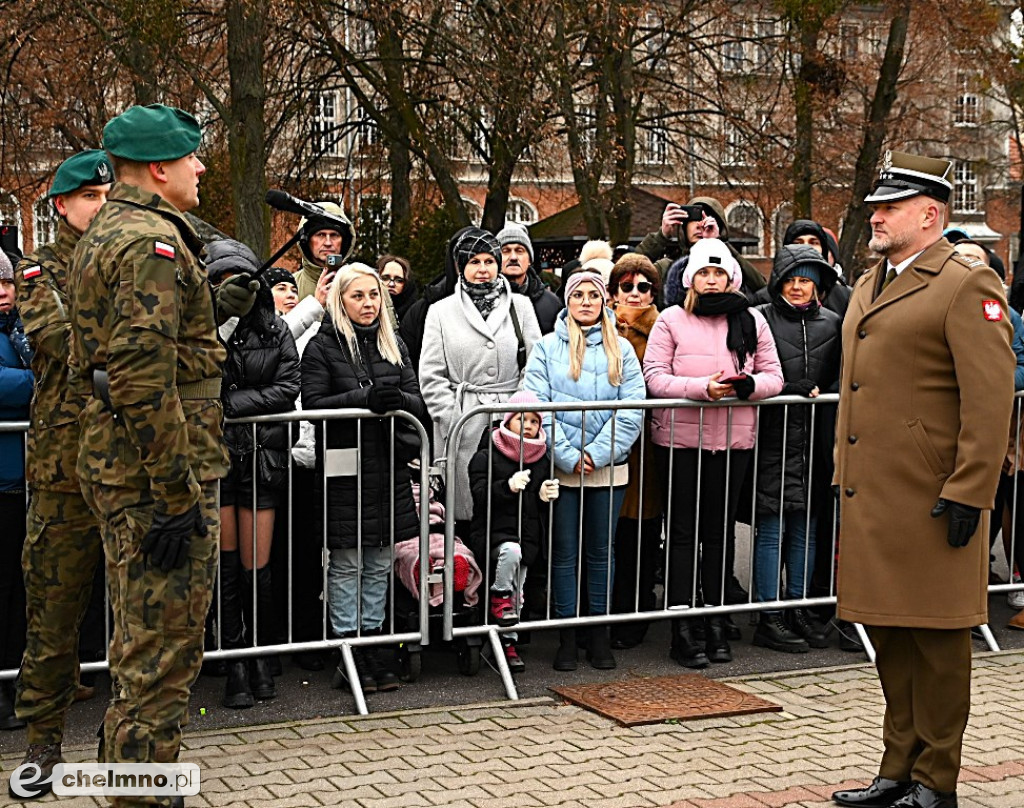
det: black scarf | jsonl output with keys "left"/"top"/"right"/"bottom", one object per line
{"left": 693, "top": 291, "right": 758, "bottom": 371}
{"left": 460, "top": 276, "right": 504, "bottom": 319}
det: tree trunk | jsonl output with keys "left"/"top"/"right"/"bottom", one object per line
{"left": 605, "top": 0, "right": 635, "bottom": 246}
{"left": 481, "top": 137, "right": 515, "bottom": 233}
{"left": 792, "top": 23, "right": 819, "bottom": 220}
{"left": 838, "top": 0, "right": 911, "bottom": 277}
{"left": 225, "top": 0, "right": 269, "bottom": 255}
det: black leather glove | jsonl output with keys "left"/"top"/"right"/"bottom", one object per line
{"left": 930, "top": 498, "right": 980, "bottom": 548}
{"left": 731, "top": 374, "right": 755, "bottom": 400}
{"left": 782, "top": 378, "right": 818, "bottom": 397}
{"left": 215, "top": 272, "right": 260, "bottom": 323}
{"left": 366, "top": 385, "right": 404, "bottom": 415}
{"left": 140, "top": 502, "right": 207, "bottom": 572}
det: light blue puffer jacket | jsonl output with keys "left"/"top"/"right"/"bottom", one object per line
{"left": 523, "top": 309, "right": 646, "bottom": 473}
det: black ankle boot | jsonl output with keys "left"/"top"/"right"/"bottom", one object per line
{"left": 669, "top": 619, "right": 709, "bottom": 668}
{"left": 553, "top": 628, "right": 578, "bottom": 671}
{"left": 249, "top": 658, "right": 276, "bottom": 700}
{"left": 705, "top": 617, "right": 732, "bottom": 663}
{"left": 586, "top": 626, "right": 616, "bottom": 670}
{"left": 788, "top": 608, "right": 829, "bottom": 648}
{"left": 331, "top": 636, "right": 376, "bottom": 694}
{"left": 753, "top": 611, "right": 809, "bottom": 654}
{"left": 363, "top": 629, "right": 399, "bottom": 692}
{"left": 223, "top": 660, "right": 254, "bottom": 709}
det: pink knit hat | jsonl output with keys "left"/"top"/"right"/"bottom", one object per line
{"left": 503, "top": 390, "right": 543, "bottom": 429}
{"left": 564, "top": 270, "right": 608, "bottom": 302}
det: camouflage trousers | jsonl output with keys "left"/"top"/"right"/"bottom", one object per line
{"left": 17, "top": 489, "right": 104, "bottom": 745}
{"left": 87, "top": 481, "right": 219, "bottom": 808}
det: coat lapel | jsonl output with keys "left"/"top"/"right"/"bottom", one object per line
{"left": 857, "top": 239, "right": 949, "bottom": 325}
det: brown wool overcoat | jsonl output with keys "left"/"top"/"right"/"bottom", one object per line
{"left": 834, "top": 238, "right": 1014, "bottom": 629}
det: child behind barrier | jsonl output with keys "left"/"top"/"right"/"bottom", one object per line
{"left": 468, "top": 391, "right": 559, "bottom": 674}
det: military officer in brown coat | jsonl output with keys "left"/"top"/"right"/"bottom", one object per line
{"left": 831, "top": 152, "right": 1015, "bottom": 808}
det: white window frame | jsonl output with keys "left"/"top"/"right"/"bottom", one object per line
{"left": 954, "top": 72, "right": 980, "bottom": 127}
{"left": 314, "top": 91, "right": 341, "bottom": 158}
{"left": 0, "top": 194, "right": 23, "bottom": 251}
{"left": 725, "top": 200, "right": 765, "bottom": 257}
{"left": 32, "top": 196, "right": 59, "bottom": 248}
{"left": 506, "top": 198, "right": 537, "bottom": 225}
{"left": 953, "top": 161, "right": 978, "bottom": 214}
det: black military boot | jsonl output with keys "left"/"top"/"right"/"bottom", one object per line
{"left": 220, "top": 551, "right": 254, "bottom": 710}
{"left": 552, "top": 628, "right": 578, "bottom": 671}
{"left": 669, "top": 619, "right": 709, "bottom": 669}
{"left": 705, "top": 616, "right": 733, "bottom": 663}
{"left": 331, "top": 634, "right": 376, "bottom": 694}
{"left": 363, "top": 629, "right": 399, "bottom": 692}
{"left": 788, "top": 608, "right": 830, "bottom": 648}
{"left": 753, "top": 611, "right": 809, "bottom": 653}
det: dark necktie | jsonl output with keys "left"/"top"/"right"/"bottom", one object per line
{"left": 880, "top": 266, "right": 897, "bottom": 293}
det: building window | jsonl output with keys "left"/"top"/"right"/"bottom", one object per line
{"left": 840, "top": 24, "right": 859, "bottom": 61}
{"left": 722, "top": 33, "right": 746, "bottom": 74}
{"left": 726, "top": 201, "right": 764, "bottom": 256}
{"left": 723, "top": 121, "right": 746, "bottom": 166}
{"left": 0, "top": 194, "right": 23, "bottom": 251}
{"left": 313, "top": 92, "right": 340, "bottom": 158}
{"left": 358, "top": 118, "right": 380, "bottom": 150}
{"left": 753, "top": 19, "right": 776, "bottom": 70}
{"left": 773, "top": 204, "right": 794, "bottom": 254}
{"left": 507, "top": 198, "right": 537, "bottom": 225}
{"left": 953, "top": 161, "right": 978, "bottom": 213}
{"left": 954, "top": 72, "right": 980, "bottom": 127}
{"left": 577, "top": 103, "right": 598, "bottom": 162}
{"left": 461, "top": 197, "right": 482, "bottom": 226}
{"left": 641, "top": 120, "right": 669, "bottom": 165}
{"left": 33, "top": 197, "right": 58, "bottom": 248}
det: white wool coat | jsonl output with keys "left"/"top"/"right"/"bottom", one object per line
{"left": 419, "top": 278, "right": 542, "bottom": 520}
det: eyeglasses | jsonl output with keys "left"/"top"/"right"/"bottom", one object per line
{"left": 380, "top": 275, "right": 405, "bottom": 286}
{"left": 619, "top": 281, "right": 653, "bottom": 294}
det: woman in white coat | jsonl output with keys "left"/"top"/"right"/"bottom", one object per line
{"left": 419, "top": 228, "right": 542, "bottom": 533}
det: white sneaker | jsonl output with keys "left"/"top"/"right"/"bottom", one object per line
{"left": 1009, "top": 589, "right": 1024, "bottom": 610}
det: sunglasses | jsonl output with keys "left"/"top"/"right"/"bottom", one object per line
{"left": 619, "top": 281, "right": 653, "bottom": 294}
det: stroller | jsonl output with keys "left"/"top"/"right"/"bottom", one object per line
{"left": 392, "top": 474, "right": 485, "bottom": 679}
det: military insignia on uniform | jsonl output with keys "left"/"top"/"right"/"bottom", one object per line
{"left": 881, "top": 150, "right": 892, "bottom": 172}
{"left": 97, "top": 162, "right": 112, "bottom": 183}
{"left": 22, "top": 265, "right": 42, "bottom": 280}
{"left": 983, "top": 300, "right": 1003, "bottom": 321}
{"left": 154, "top": 241, "right": 176, "bottom": 260}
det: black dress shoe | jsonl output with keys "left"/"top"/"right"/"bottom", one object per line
{"left": 832, "top": 776, "right": 913, "bottom": 807}
{"left": 889, "top": 782, "right": 957, "bottom": 808}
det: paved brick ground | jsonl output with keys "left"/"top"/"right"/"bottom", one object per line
{"left": 3, "top": 650, "right": 1023, "bottom": 808}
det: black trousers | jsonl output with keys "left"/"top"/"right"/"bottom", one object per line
{"left": 0, "top": 493, "right": 27, "bottom": 670}
{"left": 660, "top": 448, "right": 751, "bottom": 607}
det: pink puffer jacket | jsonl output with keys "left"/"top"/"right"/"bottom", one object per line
{"left": 643, "top": 305, "right": 783, "bottom": 451}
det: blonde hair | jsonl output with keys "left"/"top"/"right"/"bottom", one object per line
{"left": 567, "top": 307, "right": 624, "bottom": 386}
{"left": 326, "top": 262, "right": 404, "bottom": 366}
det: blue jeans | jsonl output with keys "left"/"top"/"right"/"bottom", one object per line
{"left": 754, "top": 511, "right": 816, "bottom": 602}
{"left": 327, "top": 545, "right": 391, "bottom": 635}
{"left": 551, "top": 486, "right": 625, "bottom": 619}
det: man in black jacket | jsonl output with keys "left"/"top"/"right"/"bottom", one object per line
{"left": 496, "top": 223, "right": 562, "bottom": 334}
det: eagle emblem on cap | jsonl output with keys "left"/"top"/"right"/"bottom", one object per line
{"left": 881, "top": 150, "right": 892, "bottom": 173}
{"left": 97, "top": 163, "right": 112, "bottom": 183}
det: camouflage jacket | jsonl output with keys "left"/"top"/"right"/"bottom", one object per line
{"left": 69, "top": 181, "right": 228, "bottom": 514}
{"left": 16, "top": 220, "right": 89, "bottom": 492}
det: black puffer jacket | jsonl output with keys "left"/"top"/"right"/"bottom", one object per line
{"left": 468, "top": 425, "right": 550, "bottom": 570}
{"left": 754, "top": 245, "right": 841, "bottom": 515}
{"left": 301, "top": 317, "right": 428, "bottom": 549}
{"left": 222, "top": 314, "right": 300, "bottom": 490}
{"left": 390, "top": 275, "right": 421, "bottom": 325}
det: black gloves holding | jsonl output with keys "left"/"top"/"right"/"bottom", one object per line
{"left": 141, "top": 502, "right": 207, "bottom": 572}
{"left": 930, "top": 498, "right": 980, "bottom": 548}
{"left": 367, "top": 385, "right": 404, "bottom": 415}
{"left": 782, "top": 379, "right": 818, "bottom": 397}
{"left": 207, "top": 238, "right": 262, "bottom": 324}
{"left": 731, "top": 374, "right": 755, "bottom": 400}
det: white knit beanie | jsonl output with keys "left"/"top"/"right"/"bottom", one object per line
{"left": 682, "top": 238, "right": 742, "bottom": 290}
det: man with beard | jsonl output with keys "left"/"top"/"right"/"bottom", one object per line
{"left": 496, "top": 223, "right": 561, "bottom": 334}
{"left": 831, "top": 151, "right": 1013, "bottom": 808}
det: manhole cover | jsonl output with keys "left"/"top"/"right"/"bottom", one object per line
{"left": 550, "top": 674, "right": 782, "bottom": 726}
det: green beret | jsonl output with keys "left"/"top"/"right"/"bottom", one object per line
{"left": 102, "top": 104, "right": 202, "bottom": 162}
{"left": 48, "top": 150, "right": 114, "bottom": 198}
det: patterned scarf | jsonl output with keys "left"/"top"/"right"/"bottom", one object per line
{"left": 461, "top": 276, "right": 504, "bottom": 320}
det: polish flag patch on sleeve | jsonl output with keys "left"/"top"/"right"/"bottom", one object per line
{"left": 983, "top": 300, "right": 1003, "bottom": 321}
{"left": 22, "top": 265, "right": 42, "bottom": 280}
{"left": 154, "top": 241, "right": 176, "bottom": 260}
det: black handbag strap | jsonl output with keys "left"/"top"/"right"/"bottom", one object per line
{"left": 509, "top": 300, "right": 527, "bottom": 372}
{"left": 333, "top": 320, "right": 373, "bottom": 388}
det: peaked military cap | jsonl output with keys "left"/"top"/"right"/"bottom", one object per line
{"left": 864, "top": 150, "right": 954, "bottom": 204}
{"left": 102, "top": 104, "right": 202, "bottom": 162}
{"left": 48, "top": 150, "right": 114, "bottom": 198}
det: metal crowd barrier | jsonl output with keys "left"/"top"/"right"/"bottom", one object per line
{"left": 0, "top": 410, "right": 432, "bottom": 717}
{"left": 443, "top": 394, "right": 1024, "bottom": 699}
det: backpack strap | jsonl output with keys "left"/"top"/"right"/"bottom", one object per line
{"left": 508, "top": 299, "right": 527, "bottom": 372}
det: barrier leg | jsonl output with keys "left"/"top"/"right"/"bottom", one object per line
{"left": 487, "top": 628, "right": 520, "bottom": 702}
{"left": 976, "top": 623, "right": 1001, "bottom": 652}
{"left": 339, "top": 642, "right": 369, "bottom": 716}
{"left": 853, "top": 623, "right": 875, "bottom": 663}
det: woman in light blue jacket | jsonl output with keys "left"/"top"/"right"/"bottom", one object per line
{"left": 523, "top": 269, "right": 646, "bottom": 673}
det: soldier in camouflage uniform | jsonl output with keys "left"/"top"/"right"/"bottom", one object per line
{"left": 9, "top": 150, "right": 112, "bottom": 801}
{"left": 66, "top": 105, "right": 256, "bottom": 808}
